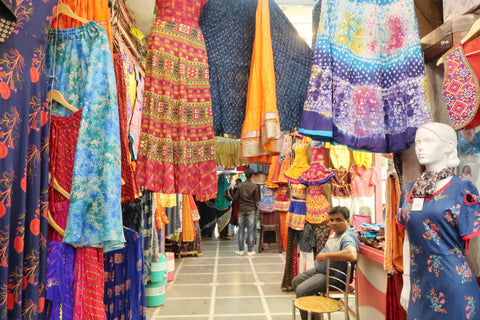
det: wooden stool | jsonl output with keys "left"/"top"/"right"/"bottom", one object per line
{"left": 259, "top": 224, "right": 283, "bottom": 253}
{"left": 292, "top": 296, "right": 343, "bottom": 320}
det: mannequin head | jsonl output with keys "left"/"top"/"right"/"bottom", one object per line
{"left": 415, "top": 122, "right": 460, "bottom": 172}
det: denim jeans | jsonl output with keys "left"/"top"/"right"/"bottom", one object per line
{"left": 237, "top": 211, "right": 256, "bottom": 252}
{"left": 291, "top": 268, "right": 327, "bottom": 320}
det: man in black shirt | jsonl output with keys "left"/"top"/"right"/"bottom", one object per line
{"left": 232, "top": 168, "right": 260, "bottom": 256}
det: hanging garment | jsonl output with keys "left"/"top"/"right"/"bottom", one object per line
{"left": 265, "top": 155, "right": 280, "bottom": 188}
{"left": 130, "top": 64, "right": 144, "bottom": 158}
{"left": 181, "top": 194, "right": 195, "bottom": 243}
{"left": 240, "top": 0, "right": 281, "bottom": 164}
{"left": 113, "top": 53, "right": 141, "bottom": 203}
{"left": 326, "top": 143, "right": 350, "bottom": 170}
{"left": 50, "top": 0, "right": 113, "bottom": 51}
{"left": 330, "top": 170, "right": 354, "bottom": 211}
{"left": 299, "top": 143, "right": 333, "bottom": 185}
{"left": 352, "top": 150, "right": 373, "bottom": 169}
{"left": 47, "top": 21, "right": 124, "bottom": 252}
{"left": 0, "top": 2, "right": 54, "bottom": 319}
{"left": 441, "top": 38, "right": 480, "bottom": 130}
{"left": 305, "top": 185, "right": 331, "bottom": 224}
{"left": 284, "top": 139, "right": 311, "bottom": 183}
{"left": 136, "top": 0, "right": 217, "bottom": 197}
{"left": 73, "top": 247, "right": 106, "bottom": 320}
{"left": 45, "top": 242, "right": 75, "bottom": 320}
{"left": 285, "top": 183, "right": 308, "bottom": 231}
{"left": 215, "top": 174, "right": 231, "bottom": 211}
{"left": 198, "top": 200, "right": 217, "bottom": 237}
{"left": 104, "top": 228, "right": 146, "bottom": 320}
{"left": 274, "top": 184, "right": 290, "bottom": 211}
{"left": 199, "top": 0, "right": 312, "bottom": 136}
{"left": 259, "top": 185, "right": 276, "bottom": 213}
{"left": 298, "top": 0, "right": 430, "bottom": 152}
{"left": 384, "top": 170, "right": 404, "bottom": 273}
{"left": 350, "top": 165, "right": 379, "bottom": 215}
{"left": 214, "top": 137, "right": 249, "bottom": 168}
{"left": 397, "top": 175, "right": 480, "bottom": 319}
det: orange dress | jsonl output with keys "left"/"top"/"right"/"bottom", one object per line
{"left": 240, "top": 0, "right": 281, "bottom": 164}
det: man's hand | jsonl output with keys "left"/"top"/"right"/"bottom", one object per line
{"left": 316, "top": 252, "right": 327, "bottom": 263}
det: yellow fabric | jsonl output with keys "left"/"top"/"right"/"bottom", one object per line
{"left": 285, "top": 141, "right": 311, "bottom": 181}
{"left": 180, "top": 195, "right": 195, "bottom": 242}
{"left": 159, "top": 193, "right": 177, "bottom": 208}
{"left": 240, "top": 0, "right": 281, "bottom": 164}
{"left": 352, "top": 150, "right": 373, "bottom": 169}
{"left": 326, "top": 143, "right": 350, "bottom": 169}
{"left": 127, "top": 70, "right": 137, "bottom": 112}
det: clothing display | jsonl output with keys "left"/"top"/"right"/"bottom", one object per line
{"left": 274, "top": 184, "right": 290, "bottom": 211}
{"left": 299, "top": 143, "right": 333, "bottom": 185}
{"left": 284, "top": 139, "right": 311, "bottom": 183}
{"left": 259, "top": 185, "right": 276, "bottom": 213}
{"left": 47, "top": 21, "right": 124, "bottom": 252}
{"left": 305, "top": 185, "right": 331, "bottom": 224}
{"left": 397, "top": 176, "right": 480, "bottom": 319}
{"left": 199, "top": 0, "right": 312, "bottom": 136}
{"left": 240, "top": 0, "right": 281, "bottom": 164}
{"left": 136, "top": 0, "right": 217, "bottom": 196}
{"left": 285, "top": 183, "right": 308, "bottom": 231}
{"left": 299, "top": 0, "right": 431, "bottom": 152}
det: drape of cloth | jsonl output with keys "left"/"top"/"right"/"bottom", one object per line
{"left": 46, "top": 242, "right": 76, "bottom": 320}
{"left": 104, "top": 228, "right": 146, "bottom": 320}
{"left": 179, "top": 220, "right": 203, "bottom": 257}
{"left": 164, "top": 195, "right": 182, "bottom": 237}
{"left": 73, "top": 247, "right": 106, "bottom": 320}
{"left": 47, "top": 22, "right": 124, "bottom": 252}
{"left": 181, "top": 194, "right": 195, "bottom": 243}
{"left": 0, "top": 2, "right": 54, "bottom": 319}
{"left": 215, "top": 137, "right": 249, "bottom": 168}
{"left": 155, "top": 198, "right": 169, "bottom": 230}
{"left": 385, "top": 170, "right": 404, "bottom": 272}
{"left": 141, "top": 190, "right": 154, "bottom": 284}
{"left": 216, "top": 207, "right": 232, "bottom": 237}
{"left": 281, "top": 228, "right": 296, "bottom": 291}
{"left": 50, "top": 0, "right": 113, "bottom": 51}
{"left": 135, "top": 0, "right": 217, "bottom": 197}
{"left": 240, "top": 0, "right": 281, "bottom": 164}
{"left": 198, "top": 200, "right": 217, "bottom": 236}
{"left": 113, "top": 53, "right": 141, "bottom": 203}
{"left": 279, "top": 211, "right": 288, "bottom": 251}
{"left": 386, "top": 273, "right": 407, "bottom": 320}
{"left": 265, "top": 155, "right": 280, "bottom": 188}
{"left": 129, "top": 62, "right": 144, "bottom": 158}
{"left": 215, "top": 174, "right": 231, "bottom": 211}
{"left": 312, "top": 223, "right": 330, "bottom": 256}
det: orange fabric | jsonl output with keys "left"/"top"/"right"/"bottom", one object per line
{"left": 50, "top": 1, "right": 113, "bottom": 51}
{"left": 181, "top": 195, "right": 195, "bottom": 242}
{"left": 240, "top": 0, "right": 280, "bottom": 164}
{"left": 279, "top": 211, "right": 288, "bottom": 251}
{"left": 155, "top": 197, "right": 169, "bottom": 230}
{"left": 187, "top": 195, "right": 200, "bottom": 221}
{"left": 384, "top": 170, "right": 404, "bottom": 272}
{"left": 265, "top": 155, "right": 280, "bottom": 188}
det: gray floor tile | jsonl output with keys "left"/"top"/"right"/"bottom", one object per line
{"left": 178, "top": 265, "right": 215, "bottom": 274}
{"left": 216, "top": 283, "right": 260, "bottom": 297}
{"left": 216, "top": 272, "right": 256, "bottom": 284}
{"left": 262, "top": 283, "right": 295, "bottom": 296}
{"left": 154, "top": 298, "right": 210, "bottom": 316}
{"left": 165, "top": 284, "right": 212, "bottom": 298}
{"left": 217, "top": 263, "right": 252, "bottom": 273}
{"left": 214, "top": 297, "right": 265, "bottom": 314}
{"left": 265, "top": 296, "right": 298, "bottom": 314}
{"left": 256, "top": 272, "right": 284, "bottom": 283}
{"left": 217, "top": 257, "right": 250, "bottom": 265}
{"left": 215, "top": 316, "right": 268, "bottom": 320}
{"left": 172, "top": 273, "right": 213, "bottom": 284}
{"left": 254, "top": 263, "right": 285, "bottom": 272}
{"left": 252, "top": 256, "right": 285, "bottom": 263}
{"left": 181, "top": 257, "right": 216, "bottom": 265}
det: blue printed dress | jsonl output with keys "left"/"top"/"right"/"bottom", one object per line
{"left": 397, "top": 176, "right": 480, "bottom": 320}
{"left": 299, "top": 0, "right": 431, "bottom": 152}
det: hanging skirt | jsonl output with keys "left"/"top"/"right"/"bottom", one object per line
{"left": 135, "top": 16, "right": 217, "bottom": 196}
{"left": 298, "top": 0, "right": 431, "bottom": 152}
{"left": 47, "top": 21, "right": 124, "bottom": 252}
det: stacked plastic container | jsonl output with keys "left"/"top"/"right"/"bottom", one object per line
{"left": 145, "top": 253, "right": 168, "bottom": 307}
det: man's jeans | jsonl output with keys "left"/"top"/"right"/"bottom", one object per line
{"left": 238, "top": 211, "right": 256, "bottom": 252}
{"left": 291, "top": 268, "right": 327, "bottom": 320}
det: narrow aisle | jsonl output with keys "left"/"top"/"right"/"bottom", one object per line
{"left": 147, "top": 236, "right": 297, "bottom": 319}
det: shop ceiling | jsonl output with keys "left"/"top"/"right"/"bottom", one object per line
{"left": 124, "top": 0, "right": 444, "bottom": 42}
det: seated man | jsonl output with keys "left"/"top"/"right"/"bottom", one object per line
{"left": 292, "top": 206, "right": 359, "bottom": 320}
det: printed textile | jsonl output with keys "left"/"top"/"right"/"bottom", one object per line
{"left": 0, "top": 1, "right": 54, "bottom": 319}
{"left": 285, "top": 184, "right": 307, "bottom": 231}
{"left": 397, "top": 175, "right": 480, "bottom": 320}
{"left": 441, "top": 38, "right": 480, "bottom": 131}
{"left": 47, "top": 21, "right": 124, "bottom": 252}
{"left": 259, "top": 185, "right": 276, "bottom": 213}
{"left": 136, "top": 0, "right": 217, "bottom": 196}
{"left": 298, "top": 0, "right": 431, "bottom": 152}
{"left": 104, "top": 228, "right": 146, "bottom": 320}
{"left": 299, "top": 143, "right": 333, "bottom": 185}
{"left": 284, "top": 140, "right": 311, "bottom": 183}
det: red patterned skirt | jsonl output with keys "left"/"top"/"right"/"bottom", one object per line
{"left": 136, "top": 19, "right": 217, "bottom": 196}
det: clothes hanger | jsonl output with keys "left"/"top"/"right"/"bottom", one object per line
{"left": 48, "top": 209, "right": 65, "bottom": 236}
{"left": 47, "top": 89, "right": 79, "bottom": 113}
{"left": 54, "top": 3, "right": 89, "bottom": 24}
{"left": 437, "top": 18, "right": 480, "bottom": 66}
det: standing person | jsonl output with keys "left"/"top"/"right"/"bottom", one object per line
{"left": 233, "top": 168, "right": 260, "bottom": 256}
{"left": 291, "top": 206, "right": 359, "bottom": 320}
{"left": 398, "top": 122, "right": 480, "bottom": 320}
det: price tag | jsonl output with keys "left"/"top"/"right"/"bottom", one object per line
{"left": 412, "top": 198, "right": 424, "bottom": 211}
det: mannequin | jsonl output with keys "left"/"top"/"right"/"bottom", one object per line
{"left": 398, "top": 122, "right": 480, "bottom": 320}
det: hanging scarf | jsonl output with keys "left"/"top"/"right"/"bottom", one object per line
{"left": 411, "top": 167, "right": 455, "bottom": 198}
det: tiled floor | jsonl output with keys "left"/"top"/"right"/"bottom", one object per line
{"left": 146, "top": 235, "right": 348, "bottom": 320}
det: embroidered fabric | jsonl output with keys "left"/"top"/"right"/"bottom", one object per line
{"left": 411, "top": 167, "right": 455, "bottom": 198}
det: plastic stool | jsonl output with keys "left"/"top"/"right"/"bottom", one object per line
{"left": 259, "top": 224, "right": 283, "bottom": 253}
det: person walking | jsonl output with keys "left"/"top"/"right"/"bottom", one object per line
{"left": 232, "top": 168, "right": 260, "bottom": 256}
